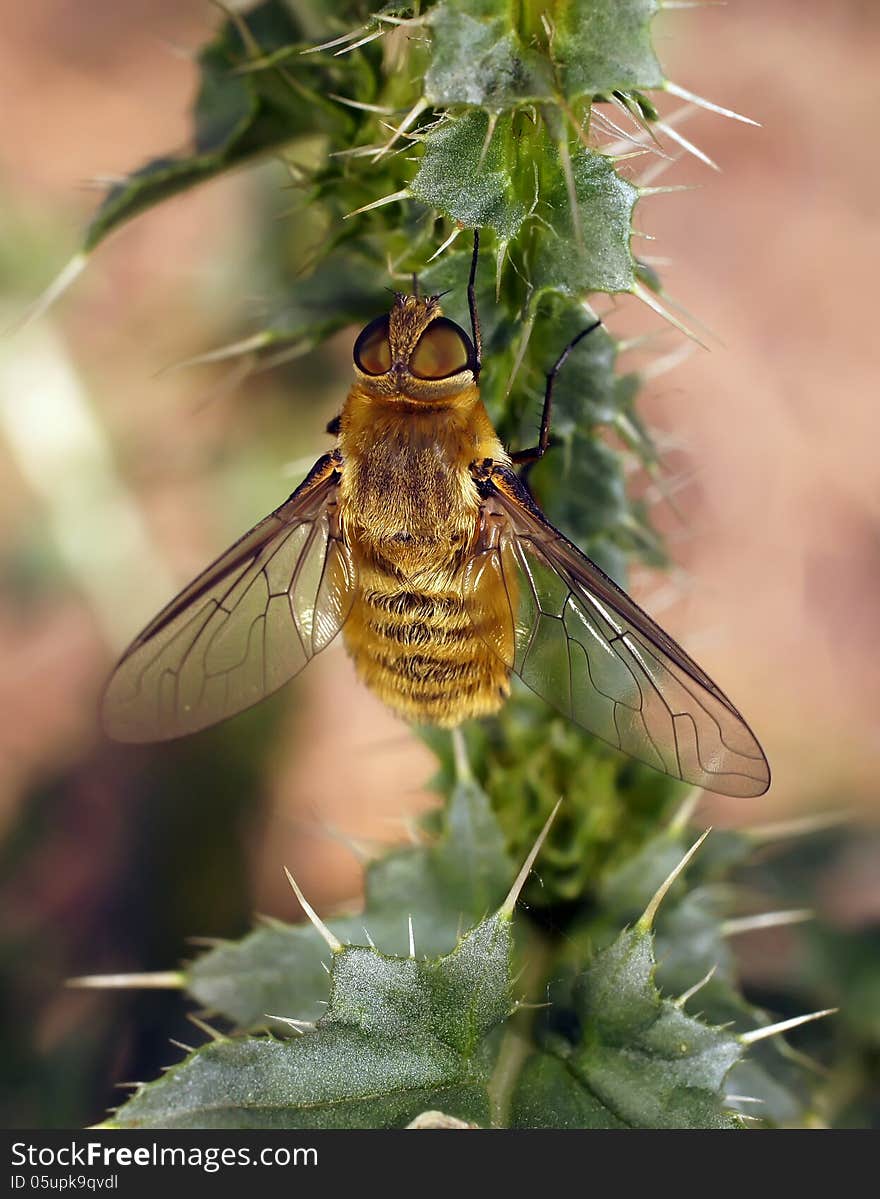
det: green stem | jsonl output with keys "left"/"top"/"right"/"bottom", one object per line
{"left": 488, "top": 920, "right": 554, "bottom": 1126}
{"left": 517, "top": 0, "right": 563, "bottom": 43}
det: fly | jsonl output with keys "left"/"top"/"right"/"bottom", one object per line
{"left": 102, "top": 235, "right": 771, "bottom": 798}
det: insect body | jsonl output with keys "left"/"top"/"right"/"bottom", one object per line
{"left": 339, "top": 295, "right": 513, "bottom": 726}
{"left": 103, "top": 241, "right": 770, "bottom": 798}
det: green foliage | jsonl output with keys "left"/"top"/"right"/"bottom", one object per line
{"left": 424, "top": 696, "right": 682, "bottom": 906}
{"left": 109, "top": 826, "right": 758, "bottom": 1129}
{"left": 66, "top": 0, "right": 836, "bottom": 1130}
{"left": 512, "top": 924, "right": 742, "bottom": 1129}
{"left": 107, "top": 772, "right": 828, "bottom": 1129}
{"left": 109, "top": 910, "right": 512, "bottom": 1128}
{"left": 571, "top": 823, "right": 816, "bottom": 1124}
{"left": 187, "top": 772, "right": 513, "bottom": 1028}
{"left": 85, "top": 3, "right": 349, "bottom": 252}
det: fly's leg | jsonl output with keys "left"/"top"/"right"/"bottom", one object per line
{"left": 468, "top": 229, "right": 482, "bottom": 377}
{"left": 510, "top": 320, "right": 603, "bottom": 468}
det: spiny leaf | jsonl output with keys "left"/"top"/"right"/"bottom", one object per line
{"left": 84, "top": 1, "right": 352, "bottom": 253}
{"left": 110, "top": 908, "right": 515, "bottom": 1128}
{"left": 530, "top": 144, "right": 640, "bottom": 296}
{"left": 511, "top": 1053, "right": 628, "bottom": 1128}
{"left": 556, "top": 1, "right": 665, "bottom": 97}
{"left": 512, "top": 921, "right": 742, "bottom": 1128}
{"left": 105, "top": 1030, "right": 489, "bottom": 1130}
{"left": 412, "top": 121, "right": 640, "bottom": 296}
{"left": 410, "top": 112, "right": 530, "bottom": 242}
{"left": 424, "top": 0, "right": 663, "bottom": 109}
{"left": 425, "top": 3, "right": 553, "bottom": 110}
{"left": 188, "top": 923, "right": 330, "bottom": 1028}
{"left": 330, "top": 913, "right": 512, "bottom": 1055}
{"left": 510, "top": 832, "right": 822, "bottom": 1128}
{"left": 187, "top": 773, "right": 513, "bottom": 1028}
{"left": 588, "top": 825, "right": 817, "bottom": 1124}
{"left": 573, "top": 936, "right": 743, "bottom": 1127}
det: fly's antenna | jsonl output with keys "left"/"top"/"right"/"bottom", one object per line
{"left": 468, "top": 229, "right": 483, "bottom": 377}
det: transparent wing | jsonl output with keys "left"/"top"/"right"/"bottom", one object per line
{"left": 102, "top": 453, "right": 355, "bottom": 743}
{"left": 464, "top": 467, "right": 770, "bottom": 797}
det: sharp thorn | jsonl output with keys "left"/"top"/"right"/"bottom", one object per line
{"left": 334, "top": 29, "right": 386, "bottom": 57}
{"left": 745, "top": 811, "right": 850, "bottom": 844}
{"left": 265, "top": 1014, "right": 315, "bottom": 1034}
{"left": 722, "top": 909, "right": 814, "bottom": 937}
{"left": 186, "top": 1014, "right": 225, "bottom": 1043}
{"left": 374, "top": 13, "right": 429, "bottom": 27}
{"left": 159, "top": 332, "right": 272, "bottom": 375}
{"left": 501, "top": 800, "right": 562, "bottom": 916}
{"left": 656, "top": 120, "right": 720, "bottom": 171}
{"left": 327, "top": 93, "right": 395, "bottom": 114}
{"left": 633, "top": 281, "right": 710, "bottom": 350}
{"left": 344, "top": 188, "right": 410, "bottom": 219}
{"left": 641, "top": 340, "right": 698, "bottom": 382}
{"left": 8, "top": 253, "right": 88, "bottom": 335}
{"left": 668, "top": 787, "right": 703, "bottom": 834}
{"left": 639, "top": 829, "right": 711, "bottom": 930}
{"left": 639, "top": 184, "right": 699, "bottom": 197}
{"left": 283, "top": 866, "right": 342, "bottom": 952}
{"left": 301, "top": 26, "right": 368, "bottom": 55}
{"left": 740, "top": 1009, "right": 837, "bottom": 1046}
{"left": 372, "top": 97, "right": 429, "bottom": 161}
{"left": 664, "top": 80, "right": 761, "bottom": 126}
{"left": 428, "top": 226, "right": 463, "bottom": 261}
{"left": 675, "top": 964, "right": 718, "bottom": 1007}
{"left": 66, "top": 971, "right": 184, "bottom": 990}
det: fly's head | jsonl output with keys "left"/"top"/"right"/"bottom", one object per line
{"left": 352, "top": 293, "right": 477, "bottom": 405}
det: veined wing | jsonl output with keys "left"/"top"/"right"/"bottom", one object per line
{"left": 102, "top": 452, "right": 355, "bottom": 743}
{"left": 464, "top": 464, "right": 770, "bottom": 797}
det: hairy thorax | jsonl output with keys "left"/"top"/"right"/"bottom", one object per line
{"left": 337, "top": 384, "right": 501, "bottom": 580}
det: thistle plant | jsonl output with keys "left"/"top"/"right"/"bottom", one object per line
{"left": 60, "top": 0, "right": 835, "bottom": 1128}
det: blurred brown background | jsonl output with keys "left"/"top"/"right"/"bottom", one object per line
{"left": 0, "top": 0, "right": 878, "bottom": 1126}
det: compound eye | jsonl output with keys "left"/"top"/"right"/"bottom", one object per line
{"left": 353, "top": 315, "right": 392, "bottom": 375}
{"left": 409, "top": 318, "right": 473, "bottom": 380}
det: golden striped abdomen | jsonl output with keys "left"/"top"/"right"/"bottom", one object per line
{"left": 343, "top": 558, "right": 512, "bottom": 728}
